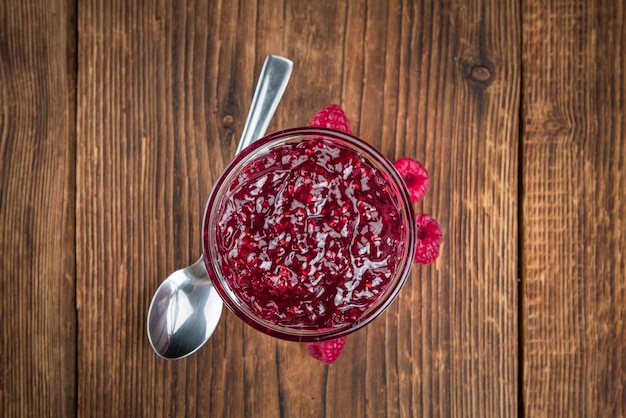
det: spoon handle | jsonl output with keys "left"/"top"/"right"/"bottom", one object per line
{"left": 236, "top": 55, "right": 294, "bottom": 155}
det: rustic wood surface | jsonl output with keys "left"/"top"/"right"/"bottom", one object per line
{"left": 0, "top": 0, "right": 77, "bottom": 416}
{"left": 0, "top": 0, "right": 623, "bottom": 417}
{"left": 521, "top": 1, "right": 626, "bottom": 417}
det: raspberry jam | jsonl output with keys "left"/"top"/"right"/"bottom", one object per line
{"left": 212, "top": 136, "right": 406, "bottom": 329}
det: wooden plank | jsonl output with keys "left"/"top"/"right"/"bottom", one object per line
{"left": 75, "top": 1, "right": 265, "bottom": 416}
{"left": 388, "top": 0, "right": 521, "bottom": 416}
{"left": 76, "top": 0, "right": 520, "bottom": 416}
{"left": 522, "top": 0, "right": 626, "bottom": 416}
{"left": 0, "top": 0, "right": 77, "bottom": 416}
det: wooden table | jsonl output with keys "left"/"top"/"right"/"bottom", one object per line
{"left": 2, "top": 0, "right": 624, "bottom": 416}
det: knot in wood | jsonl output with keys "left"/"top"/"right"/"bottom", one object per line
{"left": 463, "top": 61, "right": 495, "bottom": 90}
{"left": 470, "top": 65, "right": 492, "bottom": 82}
{"left": 222, "top": 114, "right": 234, "bottom": 127}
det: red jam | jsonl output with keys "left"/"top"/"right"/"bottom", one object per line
{"left": 215, "top": 138, "right": 405, "bottom": 328}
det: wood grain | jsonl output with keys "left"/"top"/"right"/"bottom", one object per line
{"left": 406, "top": 0, "right": 521, "bottom": 416}
{"left": 74, "top": 0, "right": 520, "bottom": 416}
{"left": 0, "top": 0, "right": 77, "bottom": 416}
{"left": 7, "top": 0, "right": 624, "bottom": 416}
{"left": 522, "top": 0, "right": 626, "bottom": 416}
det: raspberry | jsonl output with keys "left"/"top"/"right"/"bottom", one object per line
{"left": 308, "top": 104, "right": 352, "bottom": 134}
{"left": 393, "top": 157, "right": 430, "bottom": 203}
{"left": 413, "top": 214, "right": 442, "bottom": 264}
{"left": 303, "top": 336, "right": 347, "bottom": 364}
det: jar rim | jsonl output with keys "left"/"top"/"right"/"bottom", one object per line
{"left": 202, "top": 127, "right": 416, "bottom": 342}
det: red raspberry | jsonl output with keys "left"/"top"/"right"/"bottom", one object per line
{"left": 393, "top": 157, "right": 430, "bottom": 203}
{"left": 303, "top": 336, "right": 347, "bottom": 364}
{"left": 413, "top": 214, "right": 442, "bottom": 264}
{"left": 308, "top": 104, "right": 352, "bottom": 134}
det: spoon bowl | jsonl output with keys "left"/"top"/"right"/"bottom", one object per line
{"left": 147, "top": 258, "right": 222, "bottom": 359}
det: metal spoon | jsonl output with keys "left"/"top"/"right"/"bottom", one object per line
{"left": 147, "top": 55, "right": 293, "bottom": 359}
